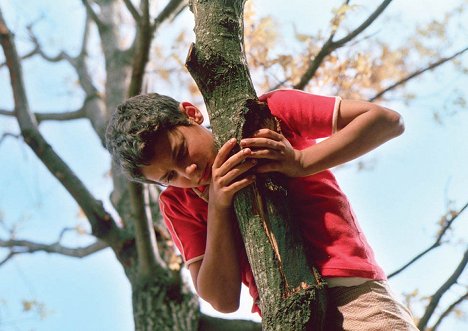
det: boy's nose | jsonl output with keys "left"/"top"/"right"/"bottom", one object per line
{"left": 184, "top": 163, "right": 197, "bottom": 178}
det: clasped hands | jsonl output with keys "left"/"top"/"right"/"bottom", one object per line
{"left": 209, "top": 129, "right": 304, "bottom": 209}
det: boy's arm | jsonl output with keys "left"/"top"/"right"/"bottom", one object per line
{"left": 189, "top": 139, "right": 256, "bottom": 313}
{"left": 240, "top": 99, "right": 404, "bottom": 176}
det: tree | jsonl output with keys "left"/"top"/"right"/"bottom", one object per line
{"left": 0, "top": 0, "right": 467, "bottom": 330}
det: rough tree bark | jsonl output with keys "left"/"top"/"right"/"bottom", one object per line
{"left": 186, "top": 1, "right": 327, "bottom": 330}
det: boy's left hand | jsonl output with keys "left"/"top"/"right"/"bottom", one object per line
{"left": 240, "top": 129, "right": 304, "bottom": 177}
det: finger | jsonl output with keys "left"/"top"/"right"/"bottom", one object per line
{"left": 252, "top": 129, "right": 284, "bottom": 141}
{"left": 247, "top": 149, "right": 283, "bottom": 160}
{"left": 240, "top": 137, "right": 283, "bottom": 151}
{"left": 220, "top": 159, "right": 257, "bottom": 185}
{"left": 213, "top": 138, "right": 237, "bottom": 168}
{"left": 217, "top": 148, "right": 253, "bottom": 177}
{"left": 225, "top": 175, "right": 256, "bottom": 193}
{"left": 255, "top": 162, "right": 279, "bottom": 174}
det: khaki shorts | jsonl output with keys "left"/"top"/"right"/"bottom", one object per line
{"left": 326, "top": 280, "right": 420, "bottom": 331}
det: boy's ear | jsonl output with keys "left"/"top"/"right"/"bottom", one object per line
{"left": 179, "top": 102, "right": 204, "bottom": 124}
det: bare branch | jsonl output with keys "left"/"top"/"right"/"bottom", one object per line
{"left": 431, "top": 291, "right": 468, "bottom": 331}
{"left": 199, "top": 313, "right": 261, "bottom": 330}
{"left": 369, "top": 46, "right": 468, "bottom": 101}
{"left": 36, "top": 109, "right": 87, "bottom": 123}
{"left": 127, "top": 0, "right": 152, "bottom": 97}
{"left": 0, "top": 132, "right": 20, "bottom": 146}
{"left": 0, "top": 238, "right": 108, "bottom": 260}
{"left": 0, "top": 44, "right": 38, "bottom": 68}
{"left": 152, "top": 0, "right": 187, "bottom": 33}
{"left": 417, "top": 249, "right": 468, "bottom": 330}
{"left": 1, "top": 108, "right": 87, "bottom": 123}
{"left": 328, "top": 0, "right": 351, "bottom": 41}
{"left": 79, "top": 14, "right": 92, "bottom": 58}
{"left": 0, "top": 251, "right": 17, "bottom": 267}
{"left": 388, "top": 201, "right": 468, "bottom": 278}
{"left": 27, "top": 25, "right": 73, "bottom": 63}
{"left": 0, "top": 9, "right": 118, "bottom": 241}
{"left": 294, "top": 0, "right": 393, "bottom": 90}
{"left": 122, "top": 0, "right": 141, "bottom": 21}
{"left": 81, "top": 0, "right": 105, "bottom": 29}
{"left": 129, "top": 182, "right": 164, "bottom": 276}
{"left": 333, "top": 0, "right": 393, "bottom": 47}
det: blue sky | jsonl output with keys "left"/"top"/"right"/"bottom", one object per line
{"left": 0, "top": 0, "right": 467, "bottom": 330}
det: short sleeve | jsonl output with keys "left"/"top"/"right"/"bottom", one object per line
{"left": 159, "top": 187, "right": 208, "bottom": 266}
{"left": 259, "top": 89, "right": 341, "bottom": 139}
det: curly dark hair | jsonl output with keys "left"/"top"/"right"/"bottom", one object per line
{"left": 105, "top": 93, "right": 191, "bottom": 183}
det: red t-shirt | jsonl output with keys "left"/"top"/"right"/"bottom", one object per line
{"left": 160, "top": 90, "right": 386, "bottom": 313}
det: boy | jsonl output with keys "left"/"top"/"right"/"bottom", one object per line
{"left": 106, "top": 89, "right": 419, "bottom": 330}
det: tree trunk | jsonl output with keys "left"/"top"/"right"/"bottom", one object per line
{"left": 131, "top": 274, "right": 200, "bottom": 331}
{"left": 185, "top": 1, "right": 327, "bottom": 330}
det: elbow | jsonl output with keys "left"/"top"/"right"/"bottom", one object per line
{"left": 210, "top": 299, "right": 240, "bottom": 313}
{"left": 378, "top": 106, "right": 405, "bottom": 138}
{"left": 198, "top": 288, "right": 240, "bottom": 313}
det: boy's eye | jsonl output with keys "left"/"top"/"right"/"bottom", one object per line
{"left": 166, "top": 171, "right": 176, "bottom": 183}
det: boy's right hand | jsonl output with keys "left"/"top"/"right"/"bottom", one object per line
{"left": 209, "top": 138, "right": 257, "bottom": 209}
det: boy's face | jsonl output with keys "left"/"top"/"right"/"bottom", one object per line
{"left": 141, "top": 103, "right": 216, "bottom": 188}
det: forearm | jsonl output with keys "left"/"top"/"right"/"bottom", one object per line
{"left": 298, "top": 106, "right": 404, "bottom": 176}
{"left": 196, "top": 203, "right": 242, "bottom": 312}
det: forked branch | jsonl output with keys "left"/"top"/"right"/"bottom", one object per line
{"left": 0, "top": 238, "right": 108, "bottom": 263}
{"left": 294, "top": 0, "right": 393, "bottom": 90}
{"left": 431, "top": 291, "right": 468, "bottom": 331}
{"left": 417, "top": 249, "right": 468, "bottom": 330}
{"left": 389, "top": 201, "right": 468, "bottom": 278}
{"left": 0, "top": 9, "right": 118, "bottom": 241}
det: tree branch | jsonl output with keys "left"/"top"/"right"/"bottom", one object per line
{"left": 79, "top": 14, "right": 92, "bottom": 59}
{"left": 369, "top": 46, "right": 468, "bottom": 101}
{"left": 122, "top": 0, "right": 141, "bottom": 21}
{"left": 0, "top": 238, "right": 108, "bottom": 261}
{"left": 0, "top": 132, "right": 20, "bottom": 145}
{"left": 127, "top": 0, "right": 152, "bottom": 96}
{"left": 430, "top": 291, "right": 468, "bottom": 331}
{"left": 294, "top": 0, "right": 393, "bottom": 90}
{"left": 199, "top": 313, "right": 261, "bottom": 331}
{"left": 129, "top": 182, "right": 164, "bottom": 277}
{"left": 333, "top": 0, "right": 393, "bottom": 47}
{"left": 0, "top": 251, "right": 16, "bottom": 267}
{"left": 0, "top": 9, "right": 118, "bottom": 241}
{"left": 388, "top": 201, "right": 468, "bottom": 278}
{"left": 0, "top": 108, "right": 87, "bottom": 123}
{"left": 417, "top": 249, "right": 468, "bottom": 330}
{"left": 0, "top": 44, "right": 38, "bottom": 68}
{"left": 152, "top": 0, "right": 187, "bottom": 33}
{"left": 81, "top": 0, "right": 105, "bottom": 29}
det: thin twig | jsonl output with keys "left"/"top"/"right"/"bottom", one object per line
{"left": 81, "top": 0, "right": 105, "bottom": 28}
{"left": 0, "top": 251, "right": 16, "bottom": 267}
{"left": 431, "top": 291, "right": 468, "bottom": 331}
{"left": 27, "top": 25, "right": 72, "bottom": 63}
{"left": 0, "top": 132, "right": 20, "bottom": 145}
{"left": 388, "top": 201, "right": 468, "bottom": 278}
{"left": 369, "top": 46, "right": 468, "bottom": 101}
{"left": 294, "top": 0, "right": 393, "bottom": 90}
{"left": 0, "top": 238, "right": 108, "bottom": 259}
{"left": 122, "top": 0, "right": 141, "bottom": 21}
{"left": 0, "top": 108, "right": 87, "bottom": 123}
{"left": 417, "top": 249, "right": 468, "bottom": 330}
{"left": 152, "top": 0, "right": 187, "bottom": 33}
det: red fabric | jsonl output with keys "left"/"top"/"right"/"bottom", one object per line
{"left": 159, "top": 90, "right": 386, "bottom": 314}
